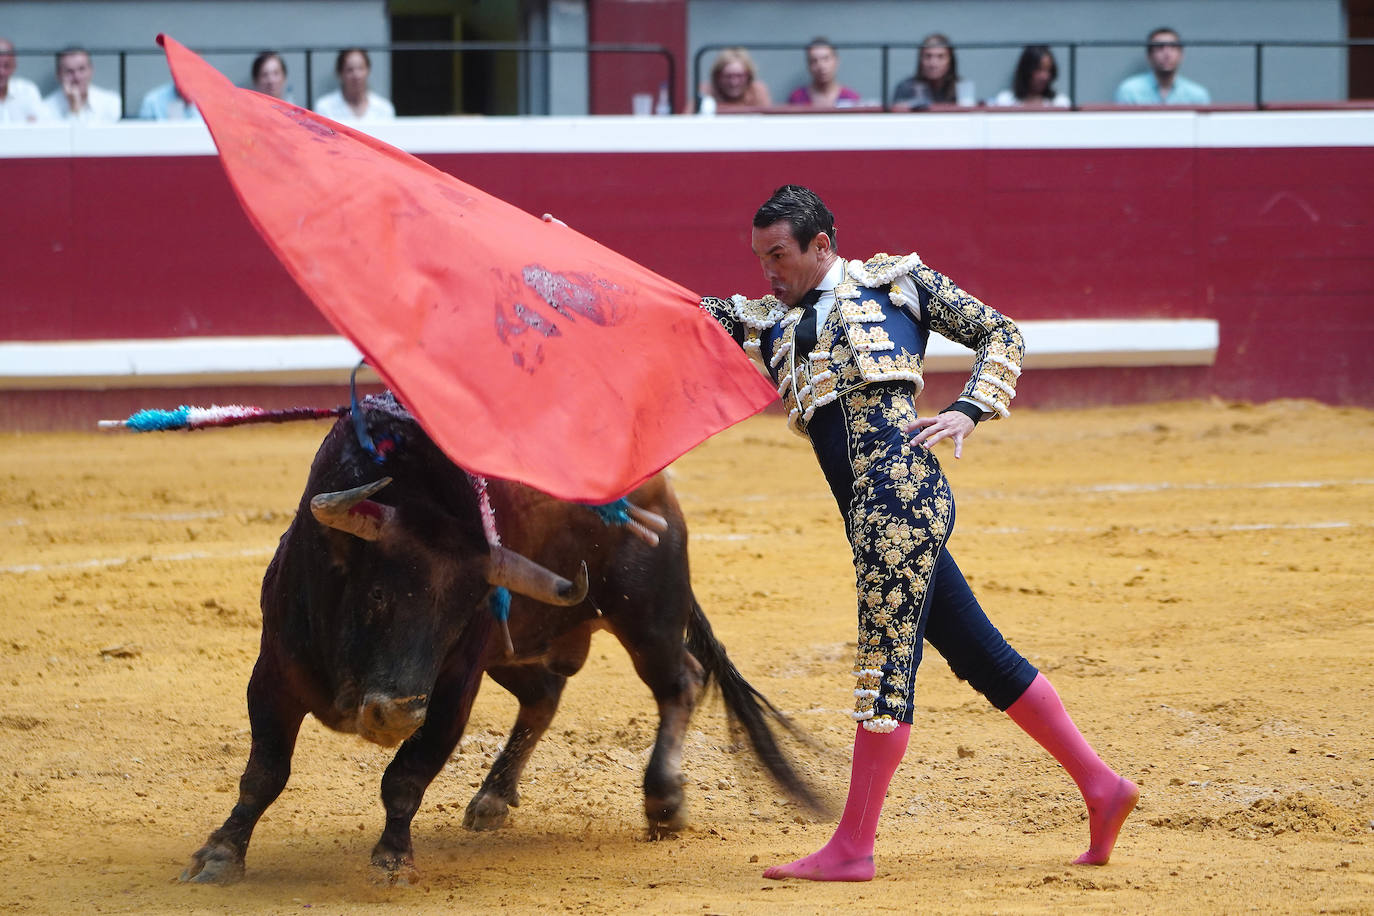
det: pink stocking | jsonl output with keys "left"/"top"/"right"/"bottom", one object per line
{"left": 763, "top": 723, "right": 911, "bottom": 881}
{"left": 1005, "top": 673, "right": 1139, "bottom": 865}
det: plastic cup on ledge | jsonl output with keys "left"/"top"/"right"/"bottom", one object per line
{"left": 631, "top": 93, "right": 653, "bottom": 116}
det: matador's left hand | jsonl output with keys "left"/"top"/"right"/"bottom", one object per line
{"left": 903, "top": 411, "right": 976, "bottom": 459}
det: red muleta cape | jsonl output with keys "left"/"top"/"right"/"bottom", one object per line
{"left": 159, "top": 35, "right": 774, "bottom": 502}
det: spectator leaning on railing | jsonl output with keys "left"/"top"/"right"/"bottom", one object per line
{"left": 892, "top": 33, "right": 960, "bottom": 109}
{"left": 989, "top": 45, "right": 1070, "bottom": 108}
{"left": 698, "top": 47, "right": 772, "bottom": 113}
{"left": 1114, "top": 27, "right": 1211, "bottom": 105}
{"left": 251, "top": 50, "right": 293, "bottom": 104}
{"left": 788, "top": 38, "right": 861, "bottom": 108}
{"left": 139, "top": 78, "right": 201, "bottom": 121}
{"left": 0, "top": 36, "right": 46, "bottom": 123}
{"left": 43, "top": 46, "right": 122, "bottom": 122}
{"left": 314, "top": 47, "right": 394, "bottom": 124}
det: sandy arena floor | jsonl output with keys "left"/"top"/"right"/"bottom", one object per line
{"left": 1, "top": 398, "right": 1372, "bottom": 914}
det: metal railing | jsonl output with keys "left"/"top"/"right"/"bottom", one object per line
{"left": 19, "top": 37, "right": 1373, "bottom": 117}
{"left": 694, "top": 38, "right": 1374, "bottom": 110}
{"left": 23, "top": 41, "right": 676, "bottom": 117}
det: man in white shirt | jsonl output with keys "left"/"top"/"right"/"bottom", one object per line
{"left": 43, "top": 47, "right": 122, "bottom": 123}
{"left": 0, "top": 37, "right": 46, "bottom": 124}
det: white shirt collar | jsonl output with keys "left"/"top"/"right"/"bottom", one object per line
{"left": 816, "top": 257, "right": 845, "bottom": 294}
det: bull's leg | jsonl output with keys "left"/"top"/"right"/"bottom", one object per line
{"left": 463, "top": 665, "right": 569, "bottom": 831}
{"left": 369, "top": 659, "right": 484, "bottom": 885}
{"left": 181, "top": 659, "right": 305, "bottom": 884}
{"left": 624, "top": 641, "right": 705, "bottom": 838}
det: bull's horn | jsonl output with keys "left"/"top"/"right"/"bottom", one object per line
{"left": 487, "top": 547, "right": 589, "bottom": 606}
{"left": 310, "top": 477, "right": 395, "bottom": 541}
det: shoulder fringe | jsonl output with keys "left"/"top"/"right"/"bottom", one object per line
{"left": 847, "top": 252, "right": 923, "bottom": 287}
{"left": 733, "top": 293, "right": 787, "bottom": 330}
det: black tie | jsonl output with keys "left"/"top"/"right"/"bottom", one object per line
{"left": 794, "top": 288, "right": 823, "bottom": 360}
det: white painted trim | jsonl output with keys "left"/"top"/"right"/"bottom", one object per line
{"left": 948, "top": 318, "right": 1220, "bottom": 372}
{"left": 982, "top": 111, "right": 1203, "bottom": 149}
{"left": 1, "top": 110, "right": 1368, "bottom": 159}
{"left": 0, "top": 319, "right": 1217, "bottom": 390}
{"left": 1199, "top": 110, "right": 1374, "bottom": 148}
{"left": 0, "top": 335, "right": 379, "bottom": 390}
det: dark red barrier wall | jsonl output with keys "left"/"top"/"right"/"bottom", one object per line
{"left": 3, "top": 145, "right": 1371, "bottom": 405}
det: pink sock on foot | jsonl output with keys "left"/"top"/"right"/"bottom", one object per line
{"left": 763, "top": 722, "right": 911, "bottom": 882}
{"left": 1006, "top": 673, "right": 1138, "bottom": 865}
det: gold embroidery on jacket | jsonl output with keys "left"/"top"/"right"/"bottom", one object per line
{"left": 701, "top": 253, "right": 1022, "bottom": 434}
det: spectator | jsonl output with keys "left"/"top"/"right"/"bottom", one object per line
{"left": 251, "top": 50, "right": 292, "bottom": 103}
{"left": 138, "top": 80, "right": 200, "bottom": 121}
{"left": 43, "top": 46, "right": 122, "bottom": 123}
{"left": 1114, "top": 27, "right": 1211, "bottom": 105}
{"left": 698, "top": 47, "right": 772, "bottom": 113}
{"left": 892, "top": 33, "right": 958, "bottom": 109}
{"left": 1, "top": 37, "right": 46, "bottom": 124}
{"left": 989, "top": 45, "right": 1070, "bottom": 108}
{"left": 788, "top": 38, "right": 860, "bottom": 108}
{"left": 314, "top": 48, "right": 395, "bottom": 123}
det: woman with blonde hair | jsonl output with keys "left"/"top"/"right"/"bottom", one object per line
{"left": 699, "top": 46, "right": 772, "bottom": 112}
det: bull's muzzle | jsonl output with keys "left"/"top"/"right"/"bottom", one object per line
{"left": 358, "top": 692, "right": 427, "bottom": 747}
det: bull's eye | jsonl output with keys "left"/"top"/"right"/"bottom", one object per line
{"left": 369, "top": 585, "right": 385, "bottom": 605}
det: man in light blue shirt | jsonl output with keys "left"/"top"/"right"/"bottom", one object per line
{"left": 1114, "top": 27, "right": 1211, "bottom": 105}
{"left": 138, "top": 80, "right": 201, "bottom": 121}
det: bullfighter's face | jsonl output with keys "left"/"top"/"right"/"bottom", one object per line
{"left": 751, "top": 220, "right": 833, "bottom": 307}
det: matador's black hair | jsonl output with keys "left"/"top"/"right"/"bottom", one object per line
{"left": 753, "top": 184, "right": 837, "bottom": 252}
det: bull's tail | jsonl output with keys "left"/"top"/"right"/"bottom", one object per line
{"left": 685, "top": 599, "right": 828, "bottom": 816}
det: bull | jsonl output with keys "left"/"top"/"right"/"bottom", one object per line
{"left": 181, "top": 392, "right": 819, "bottom": 885}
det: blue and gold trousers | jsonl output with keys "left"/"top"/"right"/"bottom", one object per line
{"left": 805, "top": 383, "right": 1038, "bottom": 733}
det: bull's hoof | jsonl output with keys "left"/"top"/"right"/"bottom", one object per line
{"left": 463, "top": 790, "right": 517, "bottom": 831}
{"left": 645, "top": 797, "right": 686, "bottom": 840}
{"left": 179, "top": 845, "right": 246, "bottom": 884}
{"left": 368, "top": 848, "right": 419, "bottom": 887}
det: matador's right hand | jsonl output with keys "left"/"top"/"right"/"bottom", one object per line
{"left": 903, "top": 411, "right": 976, "bottom": 459}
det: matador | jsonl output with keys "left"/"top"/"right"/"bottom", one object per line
{"left": 699, "top": 184, "right": 1139, "bottom": 882}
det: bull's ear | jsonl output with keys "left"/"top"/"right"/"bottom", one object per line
{"left": 311, "top": 478, "right": 395, "bottom": 540}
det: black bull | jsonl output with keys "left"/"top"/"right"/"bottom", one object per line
{"left": 181, "top": 394, "right": 820, "bottom": 884}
